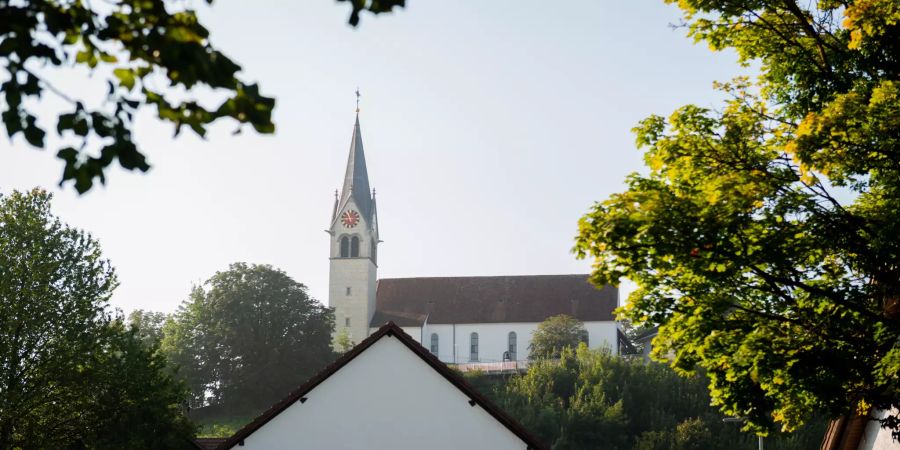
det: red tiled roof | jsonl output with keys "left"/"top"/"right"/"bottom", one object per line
{"left": 371, "top": 274, "right": 618, "bottom": 327}
{"left": 216, "top": 322, "right": 548, "bottom": 450}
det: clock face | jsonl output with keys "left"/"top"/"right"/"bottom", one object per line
{"left": 341, "top": 210, "right": 360, "bottom": 228}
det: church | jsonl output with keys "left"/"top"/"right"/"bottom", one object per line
{"left": 327, "top": 112, "right": 621, "bottom": 365}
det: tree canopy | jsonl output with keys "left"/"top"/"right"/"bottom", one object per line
{"left": 529, "top": 314, "right": 589, "bottom": 360}
{"left": 575, "top": 0, "right": 899, "bottom": 437}
{"left": 0, "top": 0, "right": 406, "bottom": 193}
{"left": 128, "top": 308, "right": 169, "bottom": 347}
{"left": 494, "top": 345, "right": 825, "bottom": 450}
{"left": 1, "top": 0, "right": 275, "bottom": 193}
{"left": 0, "top": 189, "right": 194, "bottom": 448}
{"left": 161, "top": 262, "right": 335, "bottom": 414}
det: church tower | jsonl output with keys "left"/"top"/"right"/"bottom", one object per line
{"left": 328, "top": 112, "right": 379, "bottom": 347}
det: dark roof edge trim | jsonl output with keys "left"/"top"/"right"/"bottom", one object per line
{"left": 217, "top": 322, "right": 548, "bottom": 450}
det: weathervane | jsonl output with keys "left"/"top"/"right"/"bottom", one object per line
{"left": 355, "top": 88, "right": 360, "bottom": 113}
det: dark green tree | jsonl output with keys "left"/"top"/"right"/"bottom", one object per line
{"left": 0, "top": 188, "right": 194, "bottom": 448}
{"left": 162, "top": 263, "right": 335, "bottom": 414}
{"left": 82, "top": 320, "right": 196, "bottom": 449}
{"left": 529, "top": 314, "right": 589, "bottom": 360}
{"left": 574, "top": 0, "right": 900, "bottom": 437}
{"left": 497, "top": 346, "right": 826, "bottom": 450}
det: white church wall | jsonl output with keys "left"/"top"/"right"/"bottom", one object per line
{"left": 418, "top": 321, "right": 619, "bottom": 364}
{"left": 236, "top": 336, "right": 531, "bottom": 450}
{"left": 330, "top": 257, "right": 376, "bottom": 345}
{"left": 402, "top": 327, "right": 422, "bottom": 343}
{"left": 370, "top": 327, "right": 423, "bottom": 343}
{"left": 584, "top": 321, "right": 620, "bottom": 351}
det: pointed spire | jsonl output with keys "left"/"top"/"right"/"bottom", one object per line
{"left": 331, "top": 189, "right": 339, "bottom": 223}
{"left": 370, "top": 188, "right": 379, "bottom": 237}
{"left": 338, "top": 113, "right": 373, "bottom": 223}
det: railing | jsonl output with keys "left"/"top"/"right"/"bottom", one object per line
{"left": 450, "top": 360, "right": 531, "bottom": 374}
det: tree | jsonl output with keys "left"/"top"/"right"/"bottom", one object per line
{"left": 337, "top": 0, "right": 406, "bottom": 26}
{"left": 83, "top": 320, "right": 196, "bottom": 449}
{"left": 335, "top": 327, "right": 355, "bottom": 353}
{"left": 529, "top": 314, "right": 588, "bottom": 360}
{"left": 574, "top": 0, "right": 900, "bottom": 437}
{"left": 128, "top": 308, "right": 169, "bottom": 347}
{"left": 1, "top": 0, "right": 275, "bottom": 193}
{"left": 0, "top": 0, "right": 406, "bottom": 193}
{"left": 497, "top": 345, "right": 826, "bottom": 450}
{"left": 162, "top": 262, "right": 335, "bottom": 414}
{"left": 0, "top": 188, "right": 194, "bottom": 448}
{"left": 619, "top": 319, "right": 655, "bottom": 356}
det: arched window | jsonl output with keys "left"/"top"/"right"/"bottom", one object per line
{"left": 350, "top": 236, "right": 360, "bottom": 257}
{"left": 430, "top": 333, "right": 439, "bottom": 356}
{"left": 371, "top": 240, "right": 377, "bottom": 263}
{"left": 339, "top": 236, "right": 350, "bottom": 258}
{"left": 469, "top": 332, "right": 479, "bottom": 362}
{"left": 508, "top": 331, "right": 517, "bottom": 361}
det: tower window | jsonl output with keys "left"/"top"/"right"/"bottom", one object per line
{"left": 340, "top": 236, "right": 350, "bottom": 258}
{"left": 345, "top": 317, "right": 350, "bottom": 327}
{"left": 508, "top": 331, "right": 517, "bottom": 361}
{"left": 469, "top": 332, "right": 479, "bottom": 362}
{"left": 430, "top": 333, "right": 439, "bottom": 356}
{"left": 346, "top": 286, "right": 351, "bottom": 296}
{"left": 350, "top": 236, "right": 360, "bottom": 257}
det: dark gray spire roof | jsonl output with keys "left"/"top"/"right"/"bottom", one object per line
{"left": 338, "top": 114, "right": 373, "bottom": 223}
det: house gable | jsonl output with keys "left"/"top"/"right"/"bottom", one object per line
{"left": 218, "top": 323, "right": 546, "bottom": 450}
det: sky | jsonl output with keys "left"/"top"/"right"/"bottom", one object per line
{"left": 0, "top": 1, "right": 750, "bottom": 314}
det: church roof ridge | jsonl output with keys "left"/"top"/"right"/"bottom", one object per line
{"left": 372, "top": 275, "right": 618, "bottom": 327}
{"left": 377, "top": 273, "right": 592, "bottom": 281}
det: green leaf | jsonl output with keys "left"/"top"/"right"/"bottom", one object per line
{"left": 113, "top": 68, "right": 136, "bottom": 90}
{"left": 23, "top": 123, "right": 45, "bottom": 147}
{"left": 57, "top": 113, "right": 76, "bottom": 133}
{"left": 75, "top": 50, "right": 91, "bottom": 63}
{"left": 73, "top": 117, "right": 89, "bottom": 137}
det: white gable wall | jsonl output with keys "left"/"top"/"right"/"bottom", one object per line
{"left": 858, "top": 409, "right": 900, "bottom": 450}
{"left": 237, "top": 336, "right": 531, "bottom": 450}
{"left": 375, "top": 321, "right": 618, "bottom": 364}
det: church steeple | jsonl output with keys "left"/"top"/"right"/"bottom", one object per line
{"left": 328, "top": 105, "right": 379, "bottom": 348}
{"left": 336, "top": 114, "right": 374, "bottom": 226}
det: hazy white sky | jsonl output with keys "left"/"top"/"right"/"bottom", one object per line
{"left": 0, "top": 1, "right": 749, "bottom": 314}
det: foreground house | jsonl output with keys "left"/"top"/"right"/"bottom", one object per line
{"left": 821, "top": 410, "right": 900, "bottom": 450}
{"left": 210, "top": 322, "right": 546, "bottom": 450}
{"left": 327, "top": 113, "right": 620, "bottom": 361}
